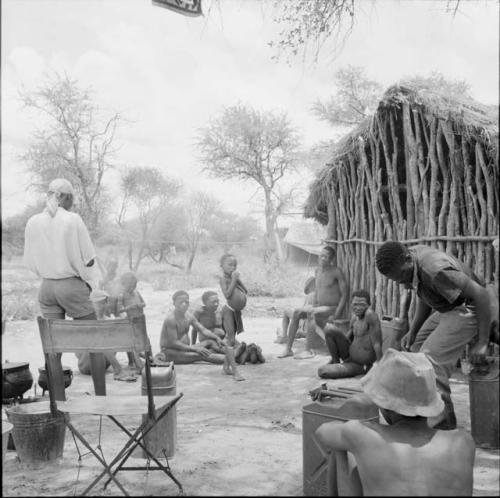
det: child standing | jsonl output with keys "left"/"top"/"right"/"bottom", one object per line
{"left": 218, "top": 253, "right": 247, "bottom": 381}
{"left": 109, "top": 271, "right": 146, "bottom": 373}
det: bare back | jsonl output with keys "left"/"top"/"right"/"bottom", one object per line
{"left": 343, "top": 419, "right": 475, "bottom": 496}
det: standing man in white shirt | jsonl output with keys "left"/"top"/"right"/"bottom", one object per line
{"left": 24, "top": 178, "right": 132, "bottom": 396}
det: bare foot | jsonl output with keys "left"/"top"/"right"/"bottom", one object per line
{"left": 278, "top": 349, "right": 294, "bottom": 359}
{"left": 294, "top": 350, "right": 316, "bottom": 360}
{"left": 222, "top": 365, "right": 232, "bottom": 375}
{"left": 114, "top": 372, "right": 137, "bottom": 382}
{"left": 232, "top": 371, "right": 245, "bottom": 381}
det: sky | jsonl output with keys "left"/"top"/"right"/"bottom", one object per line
{"left": 1, "top": 0, "right": 498, "bottom": 223}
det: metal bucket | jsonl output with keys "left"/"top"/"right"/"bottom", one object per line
{"left": 6, "top": 401, "right": 66, "bottom": 467}
{"left": 140, "top": 362, "right": 177, "bottom": 458}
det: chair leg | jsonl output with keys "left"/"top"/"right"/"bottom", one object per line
{"left": 65, "top": 419, "right": 130, "bottom": 496}
{"left": 102, "top": 401, "right": 183, "bottom": 494}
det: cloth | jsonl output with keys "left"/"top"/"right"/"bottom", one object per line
{"left": 221, "top": 304, "right": 244, "bottom": 338}
{"left": 24, "top": 207, "right": 96, "bottom": 284}
{"left": 409, "top": 245, "right": 483, "bottom": 313}
{"left": 38, "top": 277, "right": 96, "bottom": 318}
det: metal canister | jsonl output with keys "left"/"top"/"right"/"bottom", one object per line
{"left": 140, "top": 362, "right": 177, "bottom": 458}
{"left": 468, "top": 356, "right": 499, "bottom": 449}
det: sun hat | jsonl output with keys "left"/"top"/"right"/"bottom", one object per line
{"left": 48, "top": 178, "right": 74, "bottom": 195}
{"left": 360, "top": 348, "right": 444, "bottom": 417}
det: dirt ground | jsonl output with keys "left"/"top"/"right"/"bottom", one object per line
{"left": 2, "top": 283, "right": 499, "bottom": 496}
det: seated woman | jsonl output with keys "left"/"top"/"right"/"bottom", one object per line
{"left": 318, "top": 290, "right": 382, "bottom": 379}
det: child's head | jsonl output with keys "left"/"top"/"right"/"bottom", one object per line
{"left": 220, "top": 253, "right": 237, "bottom": 274}
{"left": 319, "top": 246, "right": 336, "bottom": 266}
{"left": 172, "top": 290, "right": 190, "bottom": 313}
{"left": 351, "top": 289, "right": 371, "bottom": 318}
{"left": 201, "top": 290, "right": 219, "bottom": 311}
{"left": 120, "top": 272, "right": 138, "bottom": 293}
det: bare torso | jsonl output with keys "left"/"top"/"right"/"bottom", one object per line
{"left": 314, "top": 266, "right": 342, "bottom": 307}
{"left": 344, "top": 419, "right": 475, "bottom": 496}
{"left": 349, "top": 313, "right": 377, "bottom": 365}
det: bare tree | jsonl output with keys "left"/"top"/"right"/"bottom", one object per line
{"left": 116, "top": 166, "right": 181, "bottom": 271}
{"left": 311, "top": 65, "right": 383, "bottom": 127}
{"left": 269, "top": 0, "right": 471, "bottom": 62}
{"left": 183, "top": 192, "right": 219, "bottom": 273}
{"left": 20, "top": 72, "right": 121, "bottom": 235}
{"left": 197, "top": 105, "right": 300, "bottom": 261}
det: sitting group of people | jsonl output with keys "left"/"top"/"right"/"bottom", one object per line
{"left": 277, "top": 245, "right": 384, "bottom": 381}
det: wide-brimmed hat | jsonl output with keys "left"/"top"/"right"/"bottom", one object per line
{"left": 360, "top": 349, "right": 444, "bottom": 417}
{"left": 48, "top": 178, "right": 74, "bottom": 195}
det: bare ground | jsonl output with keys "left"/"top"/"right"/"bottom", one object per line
{"left": 2, "top": 283, "right": 499, "bottom": 496}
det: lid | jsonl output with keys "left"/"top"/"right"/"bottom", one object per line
{"left": 2, "top": 362, "right": 30, "bottom": 372}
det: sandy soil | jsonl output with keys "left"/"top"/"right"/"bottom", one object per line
{"left": 2, "top": 283, "right": 499, "bottom": 496}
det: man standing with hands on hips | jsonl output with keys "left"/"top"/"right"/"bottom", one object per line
{"left": 375, "top": 241, "right": 492, "bottom": 430}
{"left": 24, "top": 178, "right": 123, "bottom": 395}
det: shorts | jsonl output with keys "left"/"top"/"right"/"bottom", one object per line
{"left": 39, "top": 277, "right": 95, "bottom": 318}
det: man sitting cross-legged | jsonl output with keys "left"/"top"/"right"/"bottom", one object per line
{"left": 318, "top": 289, "right": 382, "bottom": 379}
{"left": 278, "top": 246, "right": 348, "bottom": 359}
{"left": 155, "top": 290, "right": 226, "bottom": 365}
{"left": 316, "top": 349, "right": 475, "bottom": 496}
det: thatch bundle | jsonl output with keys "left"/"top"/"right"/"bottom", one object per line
{"left": 304, "top": 85, "right": 499, "bottom": 319}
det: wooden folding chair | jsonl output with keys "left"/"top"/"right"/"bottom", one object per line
{"left": 37, "top": 315, "right": 184, "bottom": 496}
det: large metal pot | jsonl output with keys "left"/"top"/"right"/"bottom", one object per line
{"left": 2, "top": 362, "right": 33, "bottom": 400}
{"left": 37, "top": 366, "right": 73, "bottom": 395}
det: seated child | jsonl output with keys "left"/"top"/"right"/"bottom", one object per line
{"left": 318, "top": 289, "right": 382, "bottom": 379}
{"left": 191, "top": 290, "right": 225, "bottom": 354}
{"left": 155, "top": 290, "right": 226, "bottom": 366}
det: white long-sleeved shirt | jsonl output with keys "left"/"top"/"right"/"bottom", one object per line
{"left": 24, "top": 207, "right": 96, "bottom": 283}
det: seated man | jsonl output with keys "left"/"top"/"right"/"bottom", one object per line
{"left": 191, "top": 290, "right": 225, "bottom": 354}
{"left": 318, "top": 289, "right": 382, "bottom": 379}
{"left": 275, "top": 276, "right": 316, "bottom": 344}
{"left": 315, "top": 349, "right": 475, "bottom": 496}
{"left": 279, "top": 246, "right": 348, "bottom": 359}
{"left": 155, "top": 290, "right": 226, "bottom": 365}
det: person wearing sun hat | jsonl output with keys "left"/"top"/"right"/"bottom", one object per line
{"left": 315, "top": 349, "right": 476, "bottom": 496}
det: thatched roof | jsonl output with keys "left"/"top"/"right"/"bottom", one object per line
{"left": 304, "top": 84, "right": 499, "bottom": 224}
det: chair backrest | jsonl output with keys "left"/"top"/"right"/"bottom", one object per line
{"left": 37, "top": 315, "right": 155, "bottom": 417}
{"left": 37, "top": 315, "right": 150, "bottom": 354}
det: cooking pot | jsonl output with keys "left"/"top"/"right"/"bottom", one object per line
{"left": 2, "top": 362, "right": 33, "bottom": 400}
{"left": 37, "top": 366, "right": 73, "bottom": 395}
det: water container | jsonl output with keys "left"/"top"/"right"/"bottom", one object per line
{"left": 380, "top": 316, "right": 408, "bottom": 353}
{"left": 5, "top": 401, "right": 66, "bottom": 467}
{"left": 468, "top": 356, "right": 499, "bottom": 449}
{"left": 302, "top": 393, "right": 379, "bottom": 496}
{"left": 140, "top": 362, "right": 176, "bottom": 458}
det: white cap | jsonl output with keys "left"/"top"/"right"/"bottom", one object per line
{"left": 48, "top": 178, "right": 74, "bottom": 195}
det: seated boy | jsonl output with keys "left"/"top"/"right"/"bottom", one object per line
{"left": 318, "top": 289, "right": 382, "bottom": 379}
{"left": 155, "top": 290, "right": 226, "bottom": 365}
{"left": 191, "top": 290, "right": 225, "bottom": 354}
{"left": 315, "top": 349, "right": 475, "bottom": 496}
